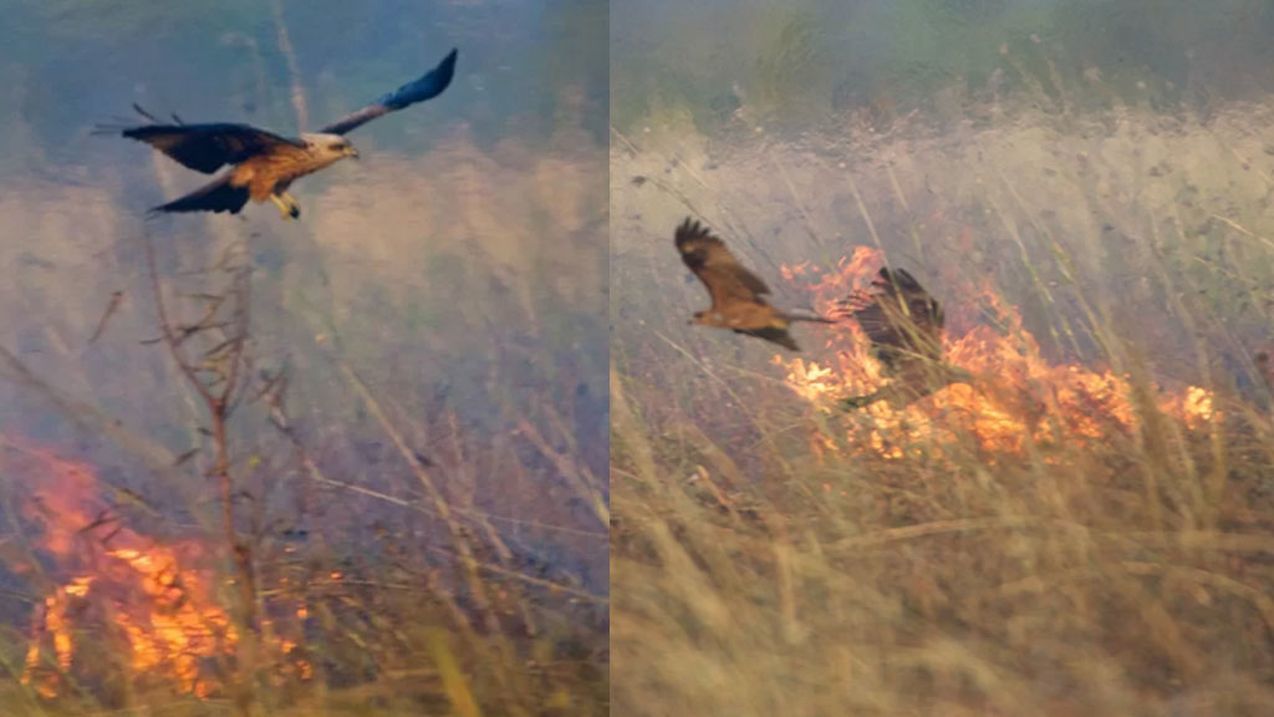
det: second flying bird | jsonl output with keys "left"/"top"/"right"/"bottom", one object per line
{"left": 675, "top": 217, "right": 834, "bottom": 351}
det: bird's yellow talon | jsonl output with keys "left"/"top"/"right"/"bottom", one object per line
{"left": 270, "top": 194, "right": 299, "bottom": 220}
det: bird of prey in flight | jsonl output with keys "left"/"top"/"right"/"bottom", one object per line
{"left": 100, "top": 47, "right": 457, "bottom": 220}
{"left": 675, "top": 217, "right": 834, "bottom": 352}
{"left": 835, "top": 267, "right": 972, "bottom": 409}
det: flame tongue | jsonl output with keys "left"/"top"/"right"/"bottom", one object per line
{"left": 777, "top": 250, "right": 1217, "bottom": 459}
{"left": 8, "top": 443, "right": 238, "bottom": 699}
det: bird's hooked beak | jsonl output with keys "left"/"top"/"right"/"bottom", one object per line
{"left": 345, "top": 146, "right": 360, "bottom": 159}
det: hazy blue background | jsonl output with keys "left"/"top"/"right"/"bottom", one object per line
{"left": 613, "top": 0, "right": 1274, "bottom": 132}
{"left": 2, "top": 0, "right": 605, "bottom": 158}
{"left": 0, "top": 0, "right": 608, "bottom": 606}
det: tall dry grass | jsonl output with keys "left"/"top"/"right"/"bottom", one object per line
{"left": 611, "top": 87, "right": 1274, "bottom": 715}
{"left": 0, "top": 114, "right": 607, "bottom": 714}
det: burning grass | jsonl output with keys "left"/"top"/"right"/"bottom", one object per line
{"left": 775, "top": 248, "right": 1217, "bottom": 462}
{"left": 611, "top": 96, "right": 1274, "bottom": 715}
{"left": 0, "top": 125, "right": 608, "bottom": 714}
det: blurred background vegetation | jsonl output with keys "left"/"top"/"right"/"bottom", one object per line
{"left": 0, "top": 0, "right": 607, "bottom": 714}
{"left": 613, "top": 0, "right": 1274, "bottom": 134}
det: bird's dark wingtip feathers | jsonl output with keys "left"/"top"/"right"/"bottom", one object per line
{"left": 878, "top": 266, "right": 923, "bottom": 292}
{"left": 674, "top": 217, "right": 716, "bottom": 249}
{"left": 150, "top": 180, "right": 250, "bottom": 216}
{"left": 894, "top": 268, "right": 920, "bottom": 286}
{"left": 131, "top": 103, "right": 162, "bottom": 123}
{"left": 149, "top": 204, "right": 240, "bottom": 217}
{"left": 381, "top": 46, "right": 459, "bottom": 111}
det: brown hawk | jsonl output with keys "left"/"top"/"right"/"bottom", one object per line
{"left": 836, "top": 267, "right": 972, "bottom": 409}
{"left": 675, "top": 217, "right": 833, "bottom": 352}
{"left": 99, "top": 48, "right": 457, "bottom": 220}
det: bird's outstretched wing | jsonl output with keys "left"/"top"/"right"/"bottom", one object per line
{"left": 319, "top": 48, "right": 458, "bottom": 136}
{"left": 148, "top": 175, "right": 250, "bottom": 216}
{"left": 674, "top": 217, "right": 771, "bottom": 311}
{"left": 838, "top": 267, "right": 945, "bottom": 373}
{"left": 106, "top": 123, "right": 304, "bottom": 174}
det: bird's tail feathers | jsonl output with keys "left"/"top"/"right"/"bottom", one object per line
{"left": 782, "top": 311, "right": 838, "bottom": 324}
{"left": 149, "top": 177, "right": 249, "bottom": 216}
{"left": 742, "top": 327, "right": 802, "bottom": 352}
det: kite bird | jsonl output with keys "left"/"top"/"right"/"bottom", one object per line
{"left": 835, "top": 267, "right": 972, "bottom": 410}
{"left": 675, "top": 217, "right": 834, "bottom": 352}
{"left": 99, "top": 47, "right": 457, "bottom": 220}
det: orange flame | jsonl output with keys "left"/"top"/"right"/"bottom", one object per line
{"left": 7, "top": 443, "right": 238, "bottom": 698}
{"left": 777, "top": 250, "right": 1219, "bottom": 459}
{"left": 4, "top": 441, "right": 313, "bottom": 700}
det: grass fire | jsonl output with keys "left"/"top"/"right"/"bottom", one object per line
{"left": 0, "top": 126, "right": 608, "bottom": 715}
{"left": 7, "top": 440, "right": 292, "bottom": 701}
{"left": 776, "top": 247, "right": 1218, "bottom": 462}
{"left": 611, "top": 93, "right": 1274, "bottom": 715}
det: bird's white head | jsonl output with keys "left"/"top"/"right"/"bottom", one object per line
{"left": 302, "top": 132, "right": 361, "bottom": 162}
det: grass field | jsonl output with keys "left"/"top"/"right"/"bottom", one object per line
{"left": 611, "top": 90, "right": 1274, "bottom": 715}
{"left": 0, "top": 120, "right": 608, "bottom": 715}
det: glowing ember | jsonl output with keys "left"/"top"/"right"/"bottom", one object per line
{"left": 1167, "top": 385, "right": 1215, "bottom": 430}
{"left": 776, "top": 249, "right": 1219, "bottom": 459}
